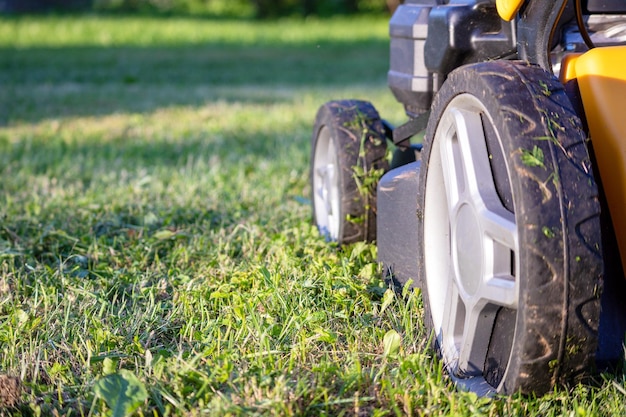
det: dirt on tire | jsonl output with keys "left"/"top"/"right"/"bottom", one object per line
{"left": 0, "top": 375, "right": 21, "bottom": 409}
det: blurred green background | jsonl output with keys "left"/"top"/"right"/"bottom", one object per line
{"left": 0, "top": 0, "right": 402, "bottom": 18}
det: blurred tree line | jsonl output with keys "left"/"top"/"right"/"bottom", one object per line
{"left": 0, "top": 0, "right": 402, "bottom": 17}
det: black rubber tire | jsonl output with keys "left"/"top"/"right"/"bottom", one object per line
{"left": 417, "top": 61, "right": 604, "bottom": 395}
{"left": 311, "top": 100, "right": 388, "bottom": 244}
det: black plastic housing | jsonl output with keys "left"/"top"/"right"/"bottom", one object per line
{"left": 424, "top": 1, "right": 516, "bottom": 76}
{"left": 388, "top": 0, "right": 517, "bottom": 116}
{"left": 585, "top": 0, "right": 626, "bottom": 13}
{"left": 388, "top": 2, "right": 437, "bottom": 117}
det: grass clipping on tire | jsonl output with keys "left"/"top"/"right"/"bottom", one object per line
{"left": 348, "top": 112, "right": 387, "bottom": 228}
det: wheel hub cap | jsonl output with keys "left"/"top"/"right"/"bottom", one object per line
{"left": 312, "top": 126, "right": 340, "bottom": 241}
{"left": 423, "top": 94, "right": 520, "bottom": 394}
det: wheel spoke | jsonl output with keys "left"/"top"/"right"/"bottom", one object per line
{"left": 479, "top": 206, "right": 517, "bottom": 249}
{"left": 477, "top": 206, "right": 518, "bottom": 308}
{"left": 479, "top": 276, "right": 517, "bottom": 308}
{"left": 452, "top": 107, "right": 500, "bottom": 213}
{"left": 439, "top": 277, "right": 464, "bottom": 369}
{"left": 457, "top": 301, "right": 499, "bottom": 377}
{"left": 439, "top": 112, "right": 468, "bottom": 215}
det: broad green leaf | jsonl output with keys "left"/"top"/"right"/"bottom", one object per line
{"left": 383, "top": 329, "right": 401, "bottom": 357}
{"left": 14, "top": 309, "right": 28, "bottom": 327}
{"left": 94, "top": 370, "right": 148, "bottom": 417}
{"left": 102, "top": 357, "right": 117, "bottom": 375}
{"left": 380, "top": 288, "right": 395, "bottom": 315}
{"left": 153, "top": 229, "right": 175, "bottom": 240}
{"left": 401, "top": 280, "right": 414, "bottom": 298}
{"left": 358, "top": 263, "right": 377, "bottom": 280}
{"left": 210, "top": 291, "right": 229, "bottom": 299}
{"left": 314, "top": 328, "right": 337, "bottom": 344}
{"left": 143, "top": 212, "right": 159, "bottom": 226}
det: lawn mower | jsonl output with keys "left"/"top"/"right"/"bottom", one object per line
{"left": 310, "top": 0, "right": 626, "bottom": 395}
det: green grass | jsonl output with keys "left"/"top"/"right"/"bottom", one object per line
{"left": 0, "top": 14, "right": 625, "bottom": 416}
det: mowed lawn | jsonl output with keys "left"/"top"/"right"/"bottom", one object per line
{"left": 0, "top": 14, "right": 625, "bottom": 416}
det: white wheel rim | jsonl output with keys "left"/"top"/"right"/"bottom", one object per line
{"left": 424, "top": 94, "right": 520, "bottom": 394}
{"left": 313, "top": 126, "right": 341, "bottom": 241}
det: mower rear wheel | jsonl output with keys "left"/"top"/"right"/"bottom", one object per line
{"left": 311, "top": 100, "right": 388, "bottom": 243}
{"left": 418, "top": 61, "right": 603, "bottom": 395}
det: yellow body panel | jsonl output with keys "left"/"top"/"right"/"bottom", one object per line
{"left": 496, "top": 0, "right": 525, "bottom": 21}
{"left": 559, "top": 53, "right": 582, "bottom": 84}
{"left": 574, "top": 46, "right": 626, "bottom": 270}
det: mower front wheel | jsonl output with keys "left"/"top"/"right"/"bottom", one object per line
{"left": 311, "top": 100, "right": 388, "bottom": 244}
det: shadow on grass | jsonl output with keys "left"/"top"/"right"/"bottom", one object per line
{"left": 1, "top": 37, "right": 390, "bottom": 125}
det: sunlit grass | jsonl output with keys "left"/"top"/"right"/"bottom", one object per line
{"left": 0, "top": 15, "right": 388, "bottom": 47}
